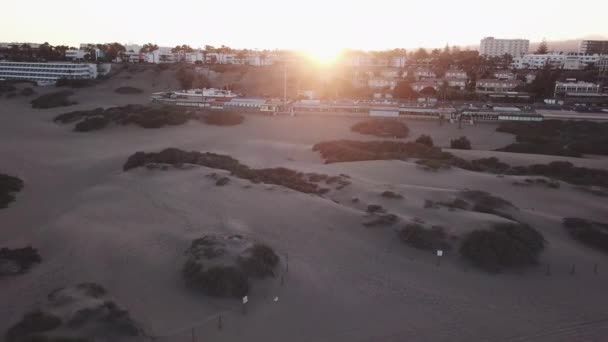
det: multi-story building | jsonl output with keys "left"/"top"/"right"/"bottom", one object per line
{"left": 493, "top": 71, "right": 515, "bottom": 80}
{"left": 480, "top": 37, "right": 529, "bottom": 57}
{"left": 512, "top": 52, "right": 605, "bottom": 70}
{"left": 554, "top": 81, "right": 600, "bottom": 96}
{"left": 65, "top": 49, "right": 87, "bottom": 60}
{"left": 413, "top": 68, "right": 436, "bottom": 80}
{"left": 368, "top": 78, "right": 398, "bottom": 89}
{"left": 579, "top": 40, "right": 608, "bottom": 55}
{"left": 0, "top": 61, "right": 98, "bottom": 85}
{"left": 476, "top": 79, "right": 522, "bottom": 92}
{"left": 445, "top": 69, "right": 468, "bottom": 79}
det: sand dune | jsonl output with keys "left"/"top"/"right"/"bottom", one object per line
{"left": 1, "top": 84, "right": 608, "bottom": 341}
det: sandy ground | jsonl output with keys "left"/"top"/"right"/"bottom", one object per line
{"left": 1, "top": 80, "right": 608, "bottom": 342}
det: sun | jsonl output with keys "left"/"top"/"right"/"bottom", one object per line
{"left": 304, "top": 46, "right": 342, "bottom": 65}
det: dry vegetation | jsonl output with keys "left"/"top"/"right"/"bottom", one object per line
{"left": 351, "top": 119, "right": 410, "bottom": 138}
{"left": 0, "top": 246, "right": 41, "bottom": 276}
{"left": 459, "top": 223, "right": 545, "bottom": 273}
{"left": 496, "top": 120, "right": 608, "bottom": 157}
{"left": 113, "top": 86, "right": 143, "bottom": 94}
{"left": 54, "top": 105, "right": 194, "bottom": 131}
{"left": 0, "top": 173, "right": 24, "bottom": 209}
{"left": 563, "top": 218, "right": 608, "bottom": 253}
{"left": 123, "top": 148, "right": 350, "bottom": 195}
{"left": 182, "top": 235, "right": 279, "bottom": 298}
{"left": 31, "top": 91, "right": 77, "bottom": 109}
{"left": 5, "top": 283, "right": 140, "bottom": 342}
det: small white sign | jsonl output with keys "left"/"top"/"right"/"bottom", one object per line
{"left": 437, "top": 250, "right": 443, "bottom": 257}
{"left": 242, "top": 296, "right": 248, "bottom": 304}
{"left": 273, "top": 296, "right": 279, "bottom": 302}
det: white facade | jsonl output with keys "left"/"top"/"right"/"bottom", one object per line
{"left": 0, "top": 61, "right": 98, "bottom": 84}
{"left": 554, "top": 81, "right": 600, "bottom": 96}
{"left": 414, "top": 68, "right": 436, "bottom": 80}
{"left": 445, "top": 79, "right": 467, "bottom": 89}
{"left": 445, "top": 69, "right": 468, "bottom": 79}
{"left": 480, "top": 37, "right": 529, "bottom": 57}
{"left": 493, "top": 71, "right": 515, "bottom": 80}
{"left": 512, "top": 53, "right": 605, "bottom": 70}
{"left": 476, "top": 79, "right": 522, "bottom": 92}
{"left": 368, "top": 78, "right": 398, "bottom": 89}
{"left": 65, "top": 49, "right": 87, "bottom": 60}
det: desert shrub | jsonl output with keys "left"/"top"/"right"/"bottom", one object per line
{"left": 351, "top": 119, "right": 409, "bottom": 138}
{"left": 238, "top": 244, "right": 279, "bottom": 278}
{"left": 496, "top": 120, "right": 608, "bottom": 156}
{"left": 438, "top": 198, "right": 469, "bottom": 210}
{"left": 123, "top": 148, "right": 324, "bottom": 194}
{"left": 68, "top": 301, "right": 139, "bottom": 336}
{"left": 496, "top": 142, "right": 580, "bottom": 157}
{"left": 76, "top": 283, "right": 107, "bottom": 298}
{"left": 5, "top": 311, "right": 62, "bottom": 342}
{"left": 74, "top": 116, "right": 109, "bottom": 132}
{"left": 459, "top": 223, "right": 545, "bottom": 273}
{"left": 1, "top": 173, "right": 24, "bottom": 209}
{"left": 215, "top": 177, "right": 230, "bottom": 186}
{"left": 381, "top": 191, "right": 403, "bottom": 199}
{"left": 0, "top": 246, "right": 41, "bottom": 275}
{"left": 31, "top": 91, "right": 76, "bottom": 109}
{"left": 416, "top": 159, "right": 451, "bottom": 171}
{"left": 367, "top": 204, "right": 384, "bottom": 213}
{"left": 563, "top": 217, "right": 608, "bottom": 253}
{"left": 450, "top": 136, "right": 471, "bottom": 150}
{"left": 460, "top": 190, "right": 516, "bottom": 220}
{"left": 363, "top": 213, "right": 399, "bottom": 227}
{"left": 399, "top": 224, "right": 448, "bottom": 251}
{"left": 182, "top": 262, "right": 249, "bottom": 298}
{"left": 461, "top": 190, "right": 514, "bottom": 210}
{"left": 508, "top": 161, "right": 608, "bottom": 188}
{"left": 415, "top": 134, "right": 434, "bottom": 147}
{"left": 55, "top": 79, "right": 93, "bottom": 88}
{"left": 114, "top": 86, "right": 143, "bottom": 94}
{"left": 203, "top": 111, "right": 244, "bottom": 126}
{"left": 313, "top": 140, "right": 449, "bottom": 164}
{"left": 20, "top": 87, "right": 36, "bottom": 96}
{"left": 0, "top": 82, "right": 17, "bottom": 94}
{"left": 55, "top": 105, "right": 192, "bottom": 131}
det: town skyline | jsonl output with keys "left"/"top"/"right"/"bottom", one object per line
{"left": 2, "top": 0, "right": 607, "bottom": 54}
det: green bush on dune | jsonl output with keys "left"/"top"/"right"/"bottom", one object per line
{"left": 0, "top": 246, "right": 42, "bottom": 276}
{"left": 563, "top": 217, "right": 608, "bottom": 253}
{"left": 399, "top": 224, "right": 449, "bottom": 251}
{"left": 238, "top": 243, "right": 280, "bottom": 278}
{"left": 31, "top": 91, "right": 76, "bottom": 109}
{"left": 351, "top": 119, "right": 410, "bottom": 138}
{"left": 450, "top": 136, "right": 472, "bottom": 150}
{"left": 459, "top": 223, "right": 545, "bottom": 273}
{"left": 0, "top": 173, "right": 24, "bottom": 209}
{"left": 5, "top": 311, "right": 62, "bottom": 342}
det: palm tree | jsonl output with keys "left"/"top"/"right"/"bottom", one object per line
{"left": 141, "top": 43, "right": 159, "bottom": 63}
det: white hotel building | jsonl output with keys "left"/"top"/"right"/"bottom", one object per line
{"left": 0, "top": 61, "right": 98, "bottom": 85}
{"left": 512, "top": 53, "right": 605, "bottom": 70}
{"left": 480, "top": 37, "right": 530, "bottom": 57}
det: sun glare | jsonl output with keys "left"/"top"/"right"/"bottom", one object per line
{"left": 304, "top": 47, "right": 342, "bottom": 65}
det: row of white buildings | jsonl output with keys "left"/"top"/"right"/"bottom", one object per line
{"left": 512, "top": 52, "right": 608, "bottom": 70}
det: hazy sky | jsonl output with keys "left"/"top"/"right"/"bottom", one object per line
{"left": 2, "top": 0, "right": 607, "bottom": 53}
